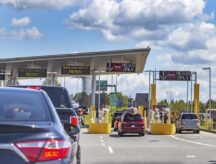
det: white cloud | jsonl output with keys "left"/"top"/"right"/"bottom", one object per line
{"left": 0, "top": 0, "right": 87, "bottom": 10}
{"left": 166, "top": 22, "right": 216, "bottom": 51}
{"left": 11, "top": 17, "right": 31, "bottom": 27}
{"left": 68, "top": 0, "right": 206, "bottom": 42}
{"left": 0, "top": 26, "right": 44, "bottom": 40}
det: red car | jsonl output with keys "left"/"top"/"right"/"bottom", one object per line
{"left": 118, "top": 112, "right": 145, "bottom": 136}
{"left": 114, "top": 116, "right": 121, "bottom": 131}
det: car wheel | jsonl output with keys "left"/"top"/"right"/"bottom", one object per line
{"left": 118, "top": 131, "right": 123, "bottom": 137}
{"left": 178, "top": 130, "right": 182, "bottom": 134}
{"left": 139, "top": 133, "right": 145, "bottom": 136}
{"left": 76, "top": 145, "right": 81, "bottom": 164}
{"left": 114, "top": 128, "right": 117, "bottom": 131}
{"left": 196, "top": 130, "right": 200, "bottom": 134}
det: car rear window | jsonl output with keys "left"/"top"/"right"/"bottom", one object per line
{"left": 124, "top": 113, "right": 142, "bottom": 122}
{"left": 0, "top": 90, "right": 52, "bottom": 121}
{"left": 40, "top": 88, "right": 71, "bottom": 108}
{"left": 114, "top": 112, "right": 123, "bottom": 117}
{"left": 182, "top": 114, "right": 197, "bottom": 119}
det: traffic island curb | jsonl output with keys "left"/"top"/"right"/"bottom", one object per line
{"left": 200, "top": 128, "right": 216, "bottom": 134}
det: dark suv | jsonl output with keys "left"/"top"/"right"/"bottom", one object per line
{"left": 10, "top": 85, "right": 81, "bottom": 163}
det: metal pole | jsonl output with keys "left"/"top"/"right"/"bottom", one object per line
{"left": 91, "top": 74, "right": 96, "bottom": 106}
{"left": 77, "top": 77, "right": 79, "bottom": 102}
{"left": 209, "top": 68, "right": 212, "bottom": 128}
{"left": 111, "top": 74, "right": 113, "bottom": 93}
{"left": 187, "top": 81, "right": 189, "bottom": 112}
{"left": 98, "top": 72, "right": 101, "bottom": 111}
{"left": 170, "top": 92, "right": 172, "bottom": 111}
{"left": 202, "top": 67, "right": 212, "bottom": 127}
{"left": 209, "top": 68, "right": 212, "bottom": 110}
{"left": 116, "top": 74, "right": 118, "bottom": 92}
{"left": 64, "top": 77, "right": 66, "bottom": 88}
{"left": 190, "top": 79, "right": 193, "bottom": 113}
{"left": 154, "top": 68, "right": 157, "bottom": 85}
{"left": 148, "top": 71, "right": 151, "bottom": 118}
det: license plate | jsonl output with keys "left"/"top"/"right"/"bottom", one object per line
{"left": 131, "top": 125, "right": 135, "bottom": 128}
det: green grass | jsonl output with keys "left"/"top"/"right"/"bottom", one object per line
{"left": 83, "top": 114, "right": 90, "bottom": 125}
{"left": 109, "top": 106, "right": 128, "bottom": 115}
{"left": 200, "top": 124, "right": 216, "bottom": 132}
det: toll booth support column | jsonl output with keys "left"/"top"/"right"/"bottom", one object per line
{"left": 151, "top": 84, "right": 157, "bottom": 109}
{"left": 91, "top": 74, "right": 96, "bottom": 106}
{"left": 194, "top": 83, "right": 200, "bottom": 117}
{"left": 50, "top": 73, "right": 56, "bottom": 86}
{"left": 82, "top": 77, "right": 87, "bottom": 93}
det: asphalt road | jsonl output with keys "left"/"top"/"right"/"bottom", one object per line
{"left": 80, "top": 129, "right": 216, "bottom": 164}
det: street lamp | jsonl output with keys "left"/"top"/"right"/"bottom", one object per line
{"left": 202, "top": 67, "right": 212, "bottom": 128}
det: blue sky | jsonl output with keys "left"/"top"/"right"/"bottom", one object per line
{"left": 0, "top": 0, "right": 216, "bottom": 102}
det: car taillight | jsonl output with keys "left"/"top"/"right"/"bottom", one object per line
{"left": 70, "top": 116, "right": 79, "bottom": 127}
{"left": 27, "top": 86, "right": 41, "bottom": 90}
{"left": 138, "top": 121, "right": 144, "bottom": 125}
{"left": 122, "top": 122, "right": 127, "bottom": 125}
{"left": 15, "top": 139, "right": 71, "bottom": 162}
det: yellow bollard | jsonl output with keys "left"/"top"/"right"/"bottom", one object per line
{"left": 194, "top": 84, "right": 200, "bottom": 118}
{"left": 144, "top": 110, "right": 147, "bottom": 130}
{"left": 151, "top": 84, "right": 157, "bottom": 109}
{"left": 138, "top": 106, "right": 144, "bottom": 117}
{"left": 90, "top": 106, "right": 96, "bottom": 123}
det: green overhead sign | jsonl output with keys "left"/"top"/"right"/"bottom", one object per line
{"left": 96, "top": 80, "right": 107, "bottom": 91}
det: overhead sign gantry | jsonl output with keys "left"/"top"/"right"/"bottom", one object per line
{"left": 149, "top": 70, "right": 199, "bottom": 117}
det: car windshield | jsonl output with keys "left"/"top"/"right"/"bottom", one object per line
{"left": 182, "top": 114, "right": 197, "bottom": 119}
{"left": 124, "top": 113, "right": 142, "bottom": 122}
{"left": 0, "top": 90, "right": 52, "bottom": 121}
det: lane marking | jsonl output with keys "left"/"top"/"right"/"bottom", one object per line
{"left": 108, "top": 146, "right": 114, "bottom": 154}
{"left": 99, "top": 136, "right": 103, "bottom": 139}
{"left": 102, "top": 143, "right": 105, "bottom": 147}
{"left": 170, "top": 135, "right": 216, "bottom": 148}
{"left": 186, "top": 155, "right": 196, "bottom": 158}
{"left": 201, "top": 131, "right": 216, "bottom": 137}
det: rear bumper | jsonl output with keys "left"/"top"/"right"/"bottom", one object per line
{"left": 179, "top": 126, "right": 199, "bottom": 131}
{"left": 122, "top": 127, "right": 144, "bottom": 133}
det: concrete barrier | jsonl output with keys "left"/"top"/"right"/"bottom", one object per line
{"left": 151, "top": 123, "right": 175, "bottom": 135}
{"left": 88, "top": 122, "right": 111, "bottom": 134}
